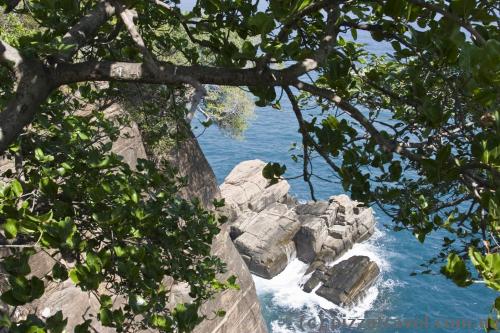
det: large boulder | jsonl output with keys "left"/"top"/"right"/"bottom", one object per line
{"left": 314, "top": 256, "right": 380, "bottom": 306}
{"left": 233, "top": 203, "right": 300, "bottom": 279}
{"left": 220, "top": 160, "right": 290, "bottom": 214}
{"left": 293, "top": 201, "right": 331, "bottom": 263}
{"left": 294, "top": 216, "right": 328, "bottom": 263}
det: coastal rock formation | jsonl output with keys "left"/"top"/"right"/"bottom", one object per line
{"left": 310, "top": 256, "right": 380, "bottom": 306}
{"left": 221, "top": 160, "right": 379, "bottom": 306}
{"left": 233, "top": 203, "right": 300, "bottom": 279}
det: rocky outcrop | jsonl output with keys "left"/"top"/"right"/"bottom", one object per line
{"left": 221, "top": 160, "right": 379, "bottom": 306}
{"left": 233, "top": 203, "right": 300, "bottom": 279}
{"left": 310, "top": 256, "right": 380, "bottom": 306}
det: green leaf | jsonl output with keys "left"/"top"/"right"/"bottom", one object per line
{"left": 69, "top": 268, "right": 80, "bottom": 284}
{"left": 46, "top": 310, "right": 67, "bottom": 333}
{"left": 85, "top": 252, "right": 102, "bottom": 272}
{"left": 11, "top": 179, "right": 23, "bottom": 197}
{"left": 99, "top": 308, "right": 113, "bottom": 327}
{"left": 440, "top": 253, "right": 472, "bottom": 287}
{"left": 248, "top": 12, "right": 275, "bottom": 35}
{"left": 4, "top": 219, "right": 18, "bottom": 238}
{"left": 75, "top": 320, "right": 91, "bottom": 333}
{"left": 262, "top": 163, "right": 286, "bottom": 185}
{"left": 241, "top": 41, "right": 256, "bottom": 58}
{"left": 30, "top": 276, "right": 45, "bottom": 300}
{"left": 151, "top": 315, "right": 172, "bottom": 330}
{"left": 52, "top": 263, "right": 68, "bottom": 282}
{"left": 100, "top": 295, "right": 113, "bottom": 309}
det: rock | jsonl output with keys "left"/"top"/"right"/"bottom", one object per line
{"left": 279, "top": 194, "right": 299, "bottom": 208}
{"left": 294, "top": 217, "right": 328, "bottom": 263}
{"left": 358, "top": 226, "right": 375, "bottom": 243}
{"left": 192, "top": 225, "right": 268, "bottom": 333}
{"left": 354, "top": 207, "right": 375, "bottom": 232}
{"left": 220, "top": 159, "right": 378, "bottom": 296}
{"left": 330, "top": 195, "right": 356, "bottom": 215}
{"left": 302, "top": 270, "right": 326, "bottom": 293}
{"left": 329, "top": 225, "right": 349, "bottom": 239}
{"left": 295, "top": 201, "right": 330, "bottom": 216}
{"left": 229, "top": 211, "right": 258, "bottom": 240}
{"left": 220, "top": 160, "right": 290, "bottom": 214}
{"left": 248, "top": 180, "right": 290, "bottom": 212}
{"left": 315, "top": 256, "right": 380, "bottom": 306}
{"left": 233, "top": 203, "right": 300, "bottom": 278}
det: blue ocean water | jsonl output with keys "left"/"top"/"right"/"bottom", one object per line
{"left": 195, "top": 103, "right": 496, "bottom": 332}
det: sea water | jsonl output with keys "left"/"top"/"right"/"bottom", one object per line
{"left": 196, "top": 102, "right": 496, "bottom": 332}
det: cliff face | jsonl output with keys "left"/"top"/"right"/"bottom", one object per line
{"left": 165, "top": 135, "right": 267, "bottom": 333}
{"left": 0, "top": 105, "right": 267, "bottom": 333}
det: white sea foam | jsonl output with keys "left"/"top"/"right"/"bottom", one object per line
{"left": 253, "top": 227, "right": 399, "bottom": 332}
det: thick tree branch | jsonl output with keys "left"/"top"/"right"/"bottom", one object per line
{"left": 0, "top": 59, "right": 53, "bottom": 153}
{"left": 59, "top": 1, "right": 116, "bottom": 61}
{"left": 51, "top": 60, "right": 292, "bottom": 86}
{"left": 0, "top": 40, "right": 23, "bottom": 70}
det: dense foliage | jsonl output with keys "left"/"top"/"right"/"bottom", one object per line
{"left": 0, "top": 87, "right": 234, "bottom": 332}
{"left": 0, "top": 0, "right": 498, "bottom": 331}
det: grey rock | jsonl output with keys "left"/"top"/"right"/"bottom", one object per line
{"left": 315, "top": 256, "right": 380, "bottom": 306}
{"left": 279, "top": 193, "right": 299, "bottom": 208}
{"left": 294, "top": 217, "right": 328, "bottom": 263}
{"left": 329, "top": 225, "right": 349, "bottom": 239}
{"left": 233, "top": 203, "right": 300, "bottom": 278}
{"left": 220, "top": 160, "right": 290, "bottom": 214}
{"left": 303, "top": 270, "right": 326, "bottom": 293}
{"left": 295, "top": 201, "right": 330, "bottom": 216}
{"left": 248, "top": 180, "right": 290, "bottom": 212}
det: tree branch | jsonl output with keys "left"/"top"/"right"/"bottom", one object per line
{"left": 0, "top": 40, "right": 23, "bottom": 70}
{"left": 59, "top": 1, "right": 116, "bottom": 61}
{"left": 408, "top": 0, "right": 486, "bottom": 45}
{"left": 51, "top": 60, "right": 292, "bottom": 86}
{"left": 115, "top": 2, "right": 159, "bottom": 73}
{"left": 284, "top": 85, "right": 342, "bottom": 179}
{"left": 295, "top": 80, "right": 423, "bottom": 162}
{"left": 0, "top": 56, "right": 53, "bottom": 153}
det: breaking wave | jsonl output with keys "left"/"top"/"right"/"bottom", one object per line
{"left": 253, "top": 227, "right": 402, "bottom": 332}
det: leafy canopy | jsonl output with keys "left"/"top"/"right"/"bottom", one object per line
{"left": 0, "top": 0, "right": 499, "bottom": 331}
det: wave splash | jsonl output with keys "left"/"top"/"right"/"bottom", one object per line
{"left": 253, "top": 228, "right": 401, "bottom": 332}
